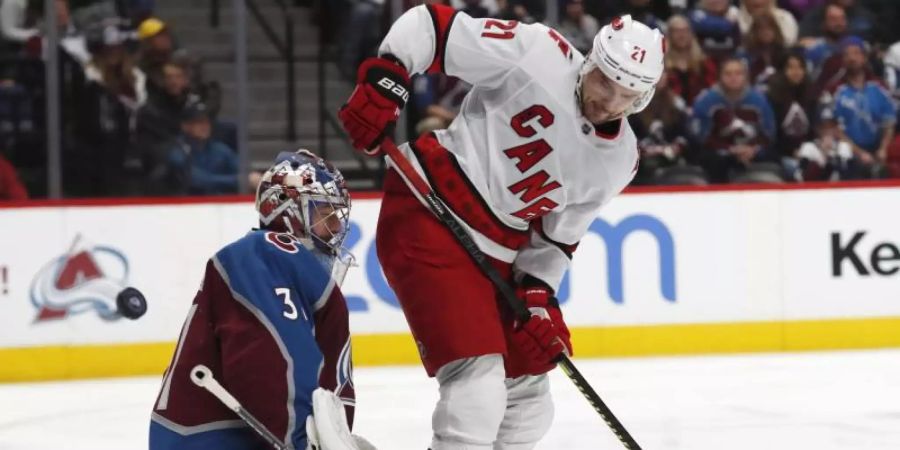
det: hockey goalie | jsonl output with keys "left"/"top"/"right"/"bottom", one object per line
{"left": 148, "top": 151, "right": 371, "bottom": 450}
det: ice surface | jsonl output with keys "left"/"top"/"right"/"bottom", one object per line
{"left": 1, "top": 349, "right": 899, "bottom": 449}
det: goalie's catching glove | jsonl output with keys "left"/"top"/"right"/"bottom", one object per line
{"left": 306, "top": 388, "right": 376, "bottom": 450}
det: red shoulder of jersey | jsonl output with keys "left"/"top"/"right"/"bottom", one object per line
{"left": 426, "top": 4, "right": 459, "bottom": 74}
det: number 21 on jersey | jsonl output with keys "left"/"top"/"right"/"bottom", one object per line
{"left": 481, "top": 19, "right": 517, "bottom": 39}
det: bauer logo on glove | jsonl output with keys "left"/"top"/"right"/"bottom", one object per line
{"left": 338, "top": 56, "right": 411, "bottom": 155}
{"left": 375, "top": 77, "right": 409, "bottom": 104}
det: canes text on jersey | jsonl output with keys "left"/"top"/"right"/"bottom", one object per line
{"left": 503, "top": 105, "right": 561, "bottom": 221}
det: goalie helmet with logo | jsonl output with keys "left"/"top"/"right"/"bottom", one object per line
{"left": 256, "top": 149, "right": 352, "bottom": 259}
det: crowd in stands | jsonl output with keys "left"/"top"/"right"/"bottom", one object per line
{"left": 337, "top": 0, "right": 900, "bottom": 185}
{"left": 3, "top": 0, "right": 900, "bottom": 201}
{"left": 0, "top": 0, "right": 238, "bottom": 200}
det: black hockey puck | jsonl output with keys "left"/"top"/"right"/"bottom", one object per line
{"left": 116, "top": 287, "right": 148, "bottom": 320}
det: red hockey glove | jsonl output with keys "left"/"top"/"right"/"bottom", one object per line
{"left": 338, "top": 57, "right": 410, "bottom": 156}
{"left": 510, "top": 280, "right": 572, "bottom": 375}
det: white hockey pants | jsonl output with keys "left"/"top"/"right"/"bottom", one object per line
{"left": 430, "top": 354, "right": 553, "bottom": 450}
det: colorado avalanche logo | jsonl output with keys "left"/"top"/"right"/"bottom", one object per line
{"left": 30, "top": 234, "right": 132, "bottom": 322}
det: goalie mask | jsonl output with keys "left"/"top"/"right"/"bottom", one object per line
{"left": 256, "top": 150, "right": 351, "bottom": 258}
{"left": 578, "top": 15, "right": 665, "bottom": 117}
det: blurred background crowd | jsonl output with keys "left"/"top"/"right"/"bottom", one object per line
{"left": 2, "top": 0, "right": 900, "bottom": 200}
{"left": 1, "top": 0, "right": 238, "bottom": 200}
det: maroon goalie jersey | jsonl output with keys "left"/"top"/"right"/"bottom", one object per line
{"left": 150, "top": 230, "right": 354, "bottom": 450}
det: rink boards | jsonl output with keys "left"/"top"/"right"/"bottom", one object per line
{"left": 2, "top": 183, "right": 900, "bottom": 381}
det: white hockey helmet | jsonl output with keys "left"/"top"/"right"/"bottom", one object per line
{"left": 582, "top": 15, "right": 665, "bottom": 115}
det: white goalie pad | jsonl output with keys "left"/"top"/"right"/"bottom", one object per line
{"left": 306, "top": 388, "right": 377, "bottom": 450}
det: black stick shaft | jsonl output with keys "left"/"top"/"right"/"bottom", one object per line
{"left": 381, "top": 139, "right": 642, "bottom": 450}
{"left": 556, "top": 355, "right": 641, "bottom": 449}
{"left": 237, "top": 408, "right": 286, "bottom": 450}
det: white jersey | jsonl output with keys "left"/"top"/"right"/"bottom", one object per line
{"left": 380, "top": 5, "right": 638, "bottom": 291}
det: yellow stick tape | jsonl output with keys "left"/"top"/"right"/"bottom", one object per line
{"left": 2, "top": 317, "right": 899, "bottom": 382}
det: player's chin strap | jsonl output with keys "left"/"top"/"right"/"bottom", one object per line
{"left": 306, "top": 389, "right": 377, "bottom": 450}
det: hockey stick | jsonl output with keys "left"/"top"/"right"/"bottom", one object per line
{"left": 190, "top": 364, "right": 287, "bottom": 450}
{"left": 380, "top": 139, "right": 642, "bottom": 450}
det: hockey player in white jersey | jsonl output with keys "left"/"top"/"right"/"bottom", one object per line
{"left": 339, "top": 6, "right": 663, "bottom": 449}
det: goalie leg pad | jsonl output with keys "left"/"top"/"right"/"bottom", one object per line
{"left": 493, "top": 374, "right": 553, "bottom": 450}
{"left": 431, "top": 354, "right": 507, "bottom": 450}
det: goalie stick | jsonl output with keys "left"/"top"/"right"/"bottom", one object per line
{"left": 190, "top": 364, "right": 287, "bottom": 450}
{"left": 380, "top": 138, "right": 643, "bottom": 450}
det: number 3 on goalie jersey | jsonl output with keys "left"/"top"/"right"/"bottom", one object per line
{"left": 276, "top": 288, "right": 307, "bottom": 321}
{"left": 481, "top": 19, "right": 518, "bottom": 39}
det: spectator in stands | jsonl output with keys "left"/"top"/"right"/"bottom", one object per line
{"left": 795, "top": 108, "right": 855, "bottom": 181}
{"left": 173, "top": 49, "right": 222, "bottom": 121}
{"left": 555, "top": 0, "right": 600, "bottom": 54}
{"left": 167, "top": 101, "right": 238, "bottom": 195}
{"left": 737, "top": 0, "right": 798, "bottom": 46}
{"left": 766, "top": 52, "right": 818, "bottom": 179}
{"left": 814, "top": 35, "right": 881, "bottom": 98}
{"left": 780, "top": 0, "right": 827, "bottom": 17}
{"left": 82, "top": 22, "right": 146, "bottom": 108}
{"left": 801, "top": 3, "right": 848, "bottom": 78}
{"left": 139, "top": 61, "right": 199, "bottom": 141}
{"left": 0, "top": 152, "right": 28, "bottom": 200}
{"left": 664, "top": 14, "right": 717, "bottom": 106}
{"left": 337, "top": 0, "right": 383, "bottom": 81}
{"left": 629, "top": 74, "right": 692, "bottom": 184}
{"left": 738, "top": 11, "right": 788, "bottom": 89}
{"left": 66, "top": 22, "right": 146, "bottom": 197}
{"left": 689, "top": 57, "right": 777, "bottom": 182}
{"left": 884, "top": 40, "right": 900, "bottom": 110}
{"left": 136, "top": 17, "right": 174, "bottom": 92}
{"left": 136, "top": 17, "right": 221, "bottom": 118}
{"left": 833, "top": 36, "right": 896, "bottom": 177}
{"left": 799, "top": 0, "right": 874, "bottom": 42}
{"left": 136, "top": 60, "right": 202, "bottom": 192}
{"left": 1, "top": 0, "right": 76, "bottom": 61}
{"left": 0, "top": 0, "right": 41, "bottom": 48}
{"left": 689, "top": 0, "right": 742, "bottom": 62}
